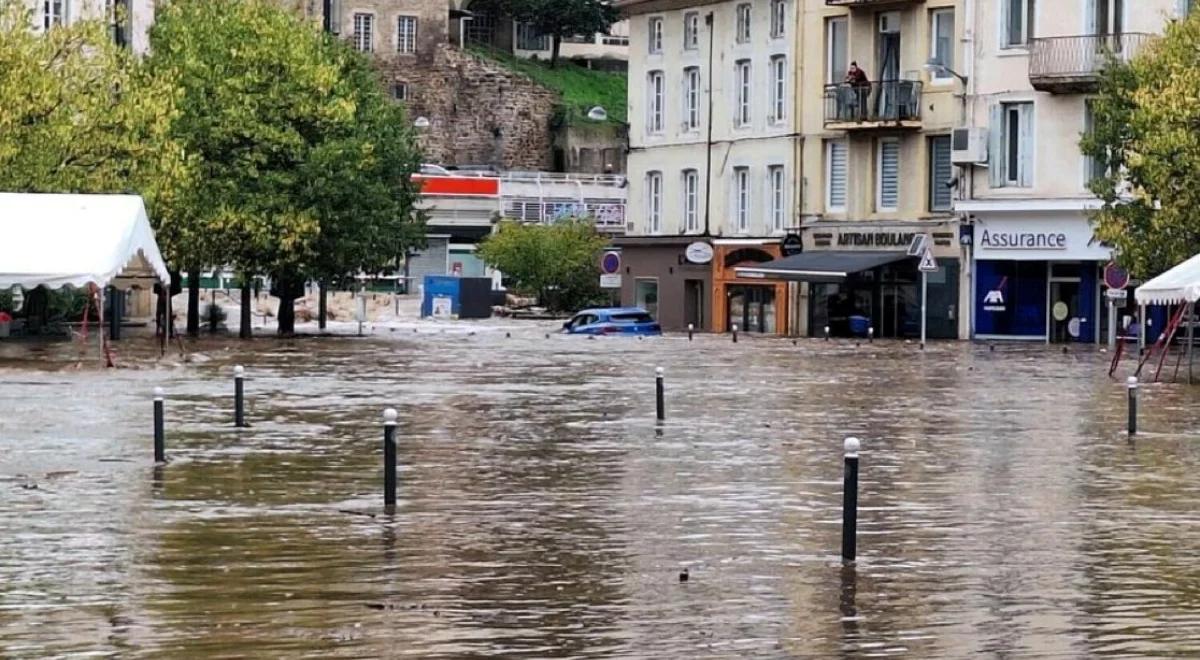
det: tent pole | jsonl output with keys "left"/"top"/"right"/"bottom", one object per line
{"left": 1188, "top": 302, "right": 1195, "bottom": 385}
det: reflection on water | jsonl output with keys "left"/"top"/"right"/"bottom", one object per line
{"left": 4, "top": 332, "right": 1200, "bottom": 657}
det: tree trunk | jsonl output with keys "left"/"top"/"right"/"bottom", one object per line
{"left": 187, "top": 268, "right": 200, "bottom": 337}
{"left": 240, "top": 282, "right": 252, "bottom": 339}
{"left": 550, "top": 35, "right": 561, "bottom": 67}
{"left": 318, "top": 282, "right": 328, "bottom": 331}
{"left": 272, "top": 275, "right": 304, "bottom": 336}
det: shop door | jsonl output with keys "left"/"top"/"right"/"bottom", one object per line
{"left": 1050, "top": 280, "right": 1082, "bottom": 343}
{"left": 728, "top": 286, "right": 776, "bottom": 334}
{"left": 684, "top": 280, "right": 704, "bottom": 330}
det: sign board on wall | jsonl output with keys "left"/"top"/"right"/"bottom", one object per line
{"left": 600, "top": 274, "right": 622, "bottom": 289}
{"left": 685, "top": 242, "right": 714, "bottom": 264}
{"left": 973, "top": 217, "right": 1111, "bottom": 261}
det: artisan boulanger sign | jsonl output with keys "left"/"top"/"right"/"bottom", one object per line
{"left": 837, "top": 231, "right": 917, "bottom": 248}
{"left": 978, "top": 229, "right": 1067, "bottom": 250}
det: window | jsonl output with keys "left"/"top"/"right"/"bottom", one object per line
{"left": 43, "top": 0, "right": 65, "bottom": 29}
{"left": 1084, "top": 100, "right": 1105, "bottom": 185}
{"left": 825, "top": 140, "right": 848, "bottom": 212}
{"left": 647, "top": 71, "right": 665, "bottom": 134}
{"left": 929, "top": 135, "right": 953, "bottom": 211}
{"left": 929, "top": 9, "right": 955, "bottom": 80}
{"left": 877, "top": 138, "right": 900, "bottom": 212}
{"left": 770, "top": 56, "right": 786, "bottom": 123}
{"left": 392, "top": 82, "right": 409, "bottom": 101}
{"left": 768, "top": 165, "right": 786, "bottom": 232}
{"left": 516, "top": 22, "right": 548, "bottom": 50}
{"left": 649, "top": 16, "right": 663, "bottom": 53}
{"left": 736, "top": 3, "right": 751, "bottom": 43}
{"left": 735, "top": 60, "right": 751, "bottom": 127}
{"left": 734, "top": 167, "right": 750, "bottom": 232}
{"left": 647, "top": 171, "right": 663, "bottom": 233}
{"left": 1180, "top": 0, "right": 1197, "bottom": 18}
{"left": 770, "top": 0, "right": 787, "bottom": 39}
{"left": 635, "top": 279, "right": 659, "bottom": 319}
{"left": 683, "top": 169, "right": 700, "bottom": 233}
{"left": 684, "top": 12, "right": 699, "bottom": 50}
{"left": 826, "top": 17, "right": 848, "bottom": 84}
{"left": 991, "top": 102, "right": 1034, "bottom": 187}
{"left": 353, "top": 13, "right": 374, "bottom": 52}
{"left": 683, "top": 67, "right": 701, "bottom": 131}
{"left": 397, "top": 15, "right": 418, "bottom": 54}
{"left": 1003, "top": 0, "right": 1035, "bottom": 48}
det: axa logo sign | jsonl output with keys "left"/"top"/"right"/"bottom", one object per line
{"left": 983, "top": 276, "right": 1008, "bottom": 312}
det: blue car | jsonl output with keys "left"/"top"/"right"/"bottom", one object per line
{"left": 562, "top": 307, "right": 663, "bottom": 336}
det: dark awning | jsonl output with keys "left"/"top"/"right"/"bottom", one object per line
{"left": 734, "top": 251, "right": 910, "bottom": 282}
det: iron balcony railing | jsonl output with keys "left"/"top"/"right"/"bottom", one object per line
{"left": 503, "top": 199, "right": 627, "bottom": 231}
{"left": 1029, "top": 33, "right": 1153, "bottom": 81}
{"left": 825, "top": 0, "right": 924, "bottom": 6}
{"left": 823, "top": 80, "right": 922, "bottom": 125}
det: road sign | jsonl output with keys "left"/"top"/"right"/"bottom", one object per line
{"left": 600, "top": 251, "right": 621, "bottom": 275}
{"left": 599, "top": 274, "right": 622, "bottom": 289}
{"left": 1104, "top": 262, "right": 1130, "bottom": 290}
{"left": 918, "top": 248, "right": 939, "bottom": 272}
{"left": 1106, "top": 288, "right": 1129, "bottom": 301}
{"left": 907, "top": 234, "right": 929, "bottom": 257}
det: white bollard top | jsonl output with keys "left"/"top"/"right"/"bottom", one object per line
{"left": 656, "top": 366, "right": 664, "bottom": 376}
{"left": 688, "top": 323, "right": 694, "bottom": 330}
{"left": 383, "top": 408, "right": 398, "bottom": 425}
{"left": 153, "top": 387, "right": 165, "bottom": 401}
{"left": 234, "top": 365, "right": 245, "bottom": 377}
{"left": 844, "top": 437, "right": 861, "bottom": 457}
{"left": 732, "top": 324, "right": 739, "bottom": 331}
{"left": 1127, "top": 376, "right": 1138, "bottom": 388}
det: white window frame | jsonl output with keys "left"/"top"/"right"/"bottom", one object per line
{"left": 733, "top": 166, "right": 751, "bottom": 233}
{"left": 769, "top": 55, "right": 786, "bottom": 124}
{"left": 353, "top": 12, "right": 374, "bottom": 53}
{"left": 734, "top": 59, "right": 751, "bottom": 128}
{"left": 397, "top": 15, "right": 418, "bottom": 54}
{"left": 997, "top": 101, "right": 1034, "bottom": 187}
{"left": 683, "top": 169, "right": 699, "bottom": 233}
{"left": 647, "top": 70, "right": 665, "bottom": 134}
{"left": 825, "top": 140, "right": 848, "bottom": 213}
{"left": 683, "top": 66, "right": 701, "bottom": 132}
{"left": 876, "top": 138, "right": 900, "bottom": 212}
{"left": 647, "top": 171, "right": 664, "bottom": 234}
{"left": 392, "top": 82, "right": 409, "bottom": 101}
{"left": 1002, "top": 0, "right": 1034, "bottom": 49}
{"left": 768, "top": 165, "right": 786, "bottom": 232}
{"left": 683, "top": 12, "right": 699, "bottom": 50}
{"left": 770, "top": 0, "right": 787, "bottom": 39}
{"left": 44, "top": 0, "right": 66, "bottom": 29}
{"left": 929, "top": 9, "right": 954, "bottom": 84}
{"left": 826, "top": 17, "right": 848, "bottom": 85}
{"left": 649, "top": 16, "right": 664, "bottom": 54}
{"left": 736, "top": 3, "right": 751, "bottom": 44}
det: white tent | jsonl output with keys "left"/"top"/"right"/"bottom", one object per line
{"left": 0, "top": 192, "right": 170, "bottom": 290}
{"left": 1135, "top": 253, "right": 1200, "bottom": 306}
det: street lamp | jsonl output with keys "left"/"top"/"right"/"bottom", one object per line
{"left": 924, "top": 56, "right": 968, "bottom": 85}
{"left": 413, "top": 116, "right": 431, "bottom": 129}
{"left": 586, "top": 106, "right": 608, "bottom": 122}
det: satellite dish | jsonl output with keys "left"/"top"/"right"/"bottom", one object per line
{"left": 586, "top": 106, "right": 608, "bottom": 122}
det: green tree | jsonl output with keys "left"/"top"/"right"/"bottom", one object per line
{"left": 477, "top": 220, "right": 608, "bottom": 312}
{"left": 475, "top": 0, "right": 619, "bottom": 66}
{"left": 148, "top": 0, "right": 423, "bottom": 336}
{"left": 1081, "top": 16, "right": 1200, "bottom": 278}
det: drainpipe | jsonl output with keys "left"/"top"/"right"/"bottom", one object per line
{"left": 703, "top": 11, "right": 715, "bottom": 237}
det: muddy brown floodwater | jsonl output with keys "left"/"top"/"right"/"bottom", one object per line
{"left": 4, "top": 328, "right": 1200, "bottom": 658}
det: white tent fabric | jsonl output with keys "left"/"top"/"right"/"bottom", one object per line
{"left": 0, "top": 193, "right": 170, "bottom": 290}
{"left": 1135, "top": 252, "right": 1200, "bottom": 305}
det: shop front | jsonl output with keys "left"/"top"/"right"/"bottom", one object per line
{"left": 964, "top": 206, "right": 1111, "bottom": 343}
{"left": 611, "top": 236, "right": 713, "bottom": 332}
{"left": 712, "top": 241, "right": 789, "bottom": 334}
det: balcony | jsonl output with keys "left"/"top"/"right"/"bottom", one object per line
{"left": 825, "top": 0, "right": 923, "bottom": 7}
{"left": 823, "top": 81, "right": 922, "bottom": 130}
{"left": 1029, "top": 33, "right": 1153, "bottom": 94}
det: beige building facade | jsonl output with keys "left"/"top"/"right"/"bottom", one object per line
{"left": 22, "top": 0, "right": 154, "bottom": 52}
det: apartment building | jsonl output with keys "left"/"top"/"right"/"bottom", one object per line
{"left": 616, "top": 0, "right": 800, "bottom": 333}
{"left": 956, "top": 0, "right": 1188, "bottom": 343}
{"left": 23, "top": 0, "right": 153, "bottom": 52}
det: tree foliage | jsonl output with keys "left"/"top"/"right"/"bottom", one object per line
{"left": 1081, "top": 15, "right": 1200, "bottom": 278}
{"left": 477, "top": 220, "right": 608, "bottom": 312}
{"left": 475, "top": 0, "right": 618, "bottom": 65}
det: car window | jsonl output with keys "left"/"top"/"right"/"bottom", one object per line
{"left": 611, "top": 313, "right": 654, "bottom": 323}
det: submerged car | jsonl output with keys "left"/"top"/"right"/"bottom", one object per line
{"left": 562, "top": 307, "right": 662, "bottom": 336}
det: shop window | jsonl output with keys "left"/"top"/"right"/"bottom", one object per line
{"left": 636, "top": 279, "right": 659, "bottom": 319}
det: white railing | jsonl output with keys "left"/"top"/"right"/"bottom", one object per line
{"left": 501, "top": 171, "right": 627, "bottom": 186}
{"left": 503, "top": 200, "right": 626, "bottom": 230}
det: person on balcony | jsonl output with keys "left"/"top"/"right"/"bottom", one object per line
{"left": 844, "top": 62, "right": 870, "bottom": 120}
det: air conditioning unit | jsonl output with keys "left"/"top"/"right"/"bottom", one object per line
{"left": 879, "top": 12, "right": 901, "bottom": 34}
{"left": 951, "top": 127, "right": 988, "bottom": 165}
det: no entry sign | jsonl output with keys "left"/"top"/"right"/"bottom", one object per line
{"left": 1104, "top": 262, "right": 1130, "bottom": 290}
{"left": 600, "top": 251, "right": 621, "bottom": 275}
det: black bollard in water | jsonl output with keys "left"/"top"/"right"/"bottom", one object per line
{"left": 383, "top": 408, "right": 398, "bottom": 510}
{"left": 655, "top": 367, "right": 665, "bottom": 421}
{"left": 687, "top": 323, "right": 694, "bottom": 342}
{"left": 842, "top": 437, "right": 860, "bottom": 562}
{"left": 234, "top": 365, "right": 247, "bottom": 428}
{"left": 732, "top": 323, "right": 739, "bottom": 344}
{"left": 825, "top": 326, "right": 831, "bottom": 341}
{"left": 153, "top": 387, "right": 165, "bottom": 463}
{"left": 868, "top": 327, "right": 874, "bottom": 343}
{"left": 1127, "top": 376, "right": 1138, "bottom": 436}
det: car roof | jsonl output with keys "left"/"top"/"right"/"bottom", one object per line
{"left": 577, "top": 307, "right": 651, "bottom": 316}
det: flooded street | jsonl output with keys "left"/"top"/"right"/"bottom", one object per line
{"left": 4, "top": 329, "right": 1200, "bottom": 657}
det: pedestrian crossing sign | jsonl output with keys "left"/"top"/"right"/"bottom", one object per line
{"left": 919, "top": 248, "right": 939, "bottom": 273}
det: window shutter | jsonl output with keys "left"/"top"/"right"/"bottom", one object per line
{"left": 988, "top": 105, "right": 1004, "bottom": 188}
{"left": 1019, "top": 103, "right": 1035, "bottom": 187}
{"left": 828, "top": 142, "right": 847, "bottom": 209}
{"left": 930, "top": 136, "right": 953, "bottom": 211}
{"left": 879, "top": 141, "right": 900, "bottom": 210}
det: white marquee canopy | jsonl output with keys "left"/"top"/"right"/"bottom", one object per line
{"left": 1134, "top": 253, "right": 1200, "bottom": 306}
{"left": 0, "top": 193, "right": 170, "bottom": 290}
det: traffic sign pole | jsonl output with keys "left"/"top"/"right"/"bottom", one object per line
{"left": 920, "top": 270, "right": 928, "bottom": 350}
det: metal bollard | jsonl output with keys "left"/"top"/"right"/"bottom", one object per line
{"left": 383, "top": 408, "right": 398, "bottom": 510}
{"left": 688, "top": 323, "right": 694, "bottom": 342}
{"left": 234, "top": 365, "right": 247, "bottom": 428}
{"left": 825, "top": 326, "right": 831, "bottom": 341}
{"left": 1127, "top": 376, "right": 1138, "bottom": 436}
{"left": 842, "top": 437, "right": 860, "bottom": 562}
{"left": 153, "top": 387, "right": 165, "bottom": 463}
{"left": 732, "top": 323, "right": 739, "bottom": 343}
{"left": 868, "top": 327, "right": 874, "bottom": 343}
{"left": 655, "top": 367, "right": 665, "bottom": 421}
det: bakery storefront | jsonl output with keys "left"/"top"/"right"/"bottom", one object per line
{"left": 963, "top": 205, "right": 1111, "bottom": 342}
{"left": 735, "top": 221, "right": 963, "bottom": 339}
{"left": 712, "top": 240, "right": 790, "bottom": 334}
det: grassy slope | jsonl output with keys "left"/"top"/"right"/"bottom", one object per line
{"left": 470, "top": 47, "right": 627, "bottom": 125}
